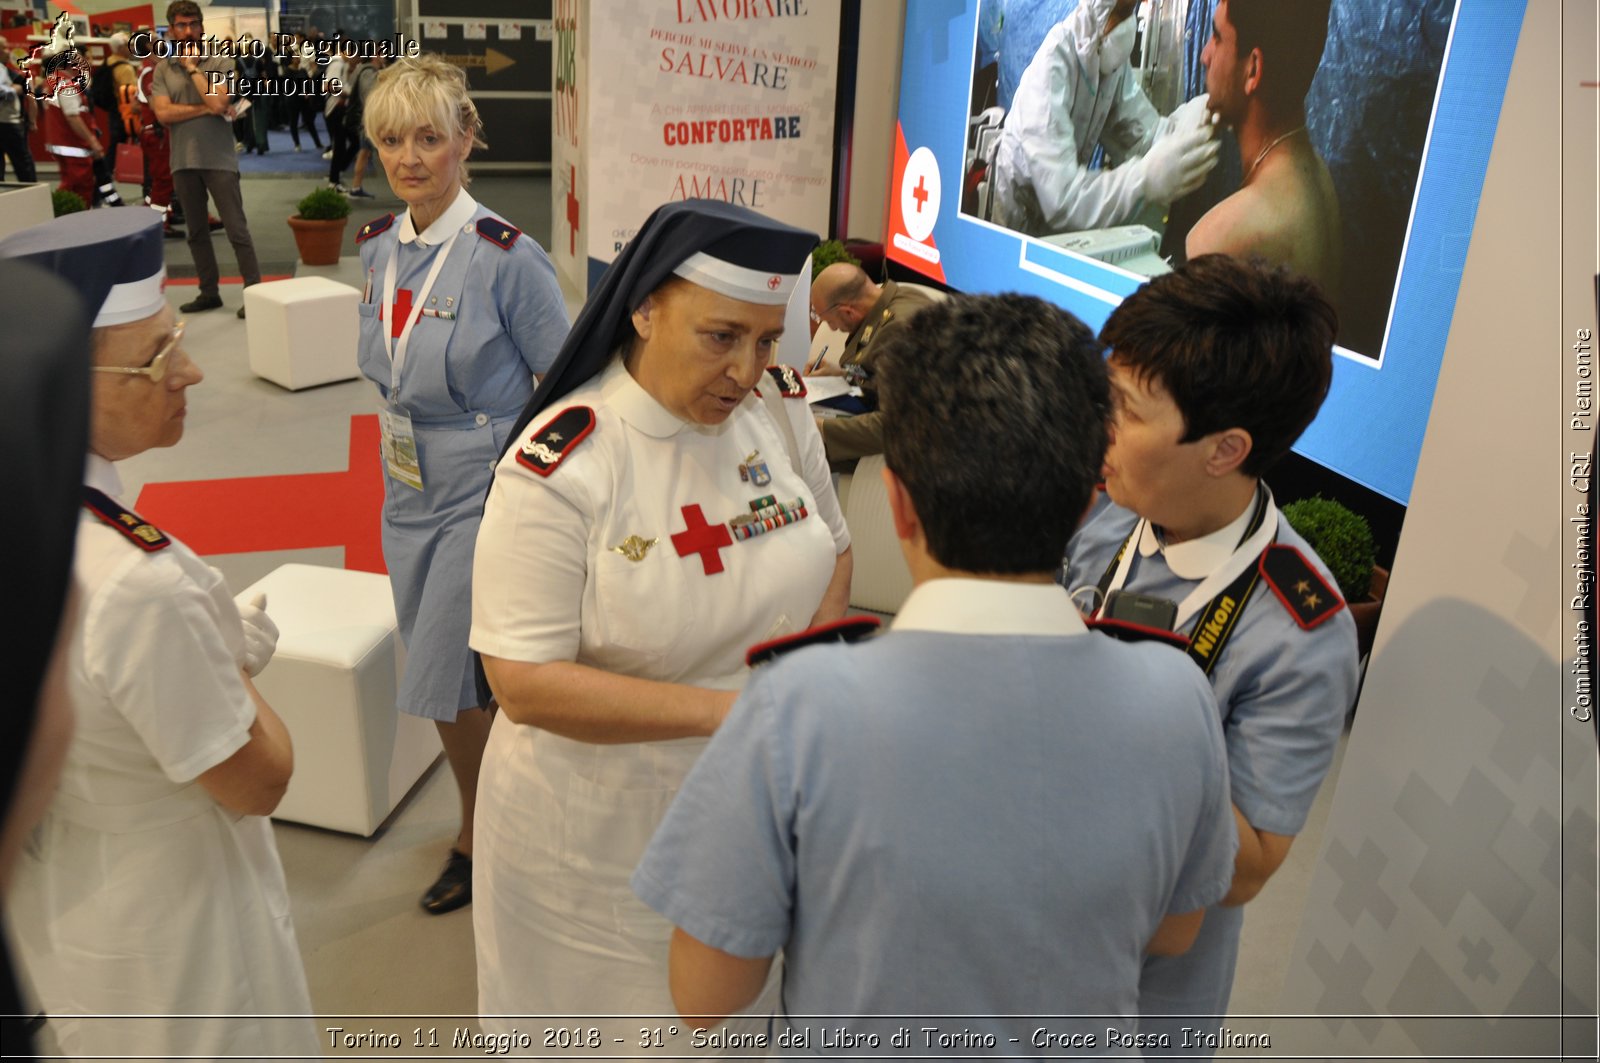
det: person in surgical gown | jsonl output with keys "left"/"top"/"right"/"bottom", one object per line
{"left": 990, "top": 0, "right": 1219, "bottom": 237}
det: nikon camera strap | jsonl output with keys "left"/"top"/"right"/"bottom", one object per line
{"left": 1092, "top": 487, "right": 1278, "bottom": 676}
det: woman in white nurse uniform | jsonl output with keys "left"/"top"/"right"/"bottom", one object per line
{"left": 469, "top": 200, "right": 852, "bottom": 1043}
{"left": 1, "top": 209, "right": 317, "bottom": 1061}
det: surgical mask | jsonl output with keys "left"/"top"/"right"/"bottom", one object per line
{"left": 1099, "top": 16, "right": 1137, "bottom": 73}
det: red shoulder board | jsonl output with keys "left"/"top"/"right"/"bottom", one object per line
{"left": 476, "top": 217, "right": 521, "bottom": 250}
{"left": 354, "top": 213, "right": 394, "bottom": 244}
{"left": 1085, "top": 617, "right": 1191, "bottom": 651}
{"left": 1259, "top": 544, "right": 1346, "bottom": 630}
{"left": 515, "top": 406, "right": 595, "bottom": 477}
{"left": 763, "top": 364, "right": 807, "bottom": 398}
{"left": 82, "top": 487, "right": 170, "bottom": 552}
{"left": 746, "top": 616, "right": 880, "bottom": 668}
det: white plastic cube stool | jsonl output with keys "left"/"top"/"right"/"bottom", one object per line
{"left": 245, "top": 277, "right": 361, "bottom": 390}
{"left": 242, "top": 563, "right": 440, "bottom": 836}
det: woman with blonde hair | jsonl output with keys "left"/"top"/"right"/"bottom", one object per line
{"left": 354, "top": 54, "right": 569, "bottom": 913}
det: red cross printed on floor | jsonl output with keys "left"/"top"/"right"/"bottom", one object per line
{"left": 134, "top": 415, "right": 387, "bottom": 574}
{"left": 566, "top": 164, "right": 581, "bottom": 255}
{"left": 389, "top": 288, "right": 413, "bottom": 338}
{"left": 912, "top": 175, "right": 928, "bottom": 212}
{"left": 671, "top": 503, "right": 733, "bottom": 575}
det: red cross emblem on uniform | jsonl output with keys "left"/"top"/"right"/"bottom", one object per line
{"left": 388, "top": 288, "right": 413, "bottom": 338}
{"left": 671, "top": 503, "right": 732, "bottom": 575}
{"left": 767, "top": 275, "right": 781, "bottom": 290}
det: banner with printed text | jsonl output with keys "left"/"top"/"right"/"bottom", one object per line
{"left": 578, "top": 0, "right": 840, "bottom": 294}
{"left": 551, "top": 0, "right": 587, "bottom": 303}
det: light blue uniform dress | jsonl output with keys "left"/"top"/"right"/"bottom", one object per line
{"left": 633, "top": 578, "right": 1237, "bottom": 1054}
{"left": 356, "top": 189, "right": 569, "bottom": 717}
{"left": 1064, "top": 495, "right": 1360, "bottom": 1056}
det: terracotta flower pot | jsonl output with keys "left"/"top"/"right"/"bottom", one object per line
{"left": 287, "top": 214, "right": 348, "bottom": 266}
{"left": 1349, "top": 564, "right": 1390, "bottom": 659}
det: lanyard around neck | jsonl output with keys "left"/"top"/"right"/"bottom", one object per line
{"left": 1096, "top": 486, "right": 1277, "bottom": 630}
{"left": 382, "top": 224, "right": 460, "bottom": 396}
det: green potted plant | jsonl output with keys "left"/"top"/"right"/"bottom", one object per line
{"left": 810, "top": 239, "right": 860, "bottom": 277}
{"left": 288, "top": 185, "right": 351, "bottom": 266}
{"left": 1281, "top": 494, "right": 1388, "bottom": 658}
{"left": 52, "top": 188, "right": 87, "bottom": 216}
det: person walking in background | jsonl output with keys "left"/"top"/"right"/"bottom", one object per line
{"left": 344, "top": 54, "right": 382, "bottom": 199}
{"left": 134, "top": 51, "right": 184, "bottom": 239}
{"left": 234, "top": 34, "right": 273, "bottom": 155}
{"left": 37, "top": 16, "right": 122, "bottom": 208}
{"left": 284, "top": 52, "right": 324, "bottom": 153}
{"left": 0, "top": 50, "right": 37, "bottom": 182}
{"left": 94, "top": 32, "right": 136, "bottom": 157}
{"left": 150, "top": 1, "right": 262, "bottom": 318}
{"left": 325, "top": 53, "right": 358, "bottom": 189}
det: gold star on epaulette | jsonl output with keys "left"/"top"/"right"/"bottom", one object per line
{"left": 362, "top": 225, "right": 371, "bottom": 236}
{"left": 501, "top": 229, "right": 511, "bottom": 241}
{"left": 1303, "top": 592, "right": 1322, "bottom": 609}
{"left": 1294, "top": 579, "right": 1311, "bottom": 594}
{"left": 546, "top": 431, "right": 563, "bottom": 443}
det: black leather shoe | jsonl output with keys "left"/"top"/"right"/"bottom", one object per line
{"left": 237, "top": 305, "right": 247, "bottom": 319}
{"left": 179, "top": 293, "right": 223, "bottom": 313}
{"left": 420, "top": 849, "right": 471, "bottom": 914}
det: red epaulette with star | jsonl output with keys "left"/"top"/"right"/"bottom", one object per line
{"left": 82, "top": 487, "right": 170, "bottom": 552}
{"left": 476, "top": 217, "right": 521, "bottom": 250}
{"left": 354, "top": 213, "right": 394, "bottom": 244}
{"left": 745, "top": 616, "right": 881, "bottom": 667}
{"left": 762, "top": 363, "right": 807, "bottom": 398}
{"left": 515, "top": 406, "right": 595, "bottom": 477}
{"left": 1259, "top": 544, "right": 1345, "bottom": 630}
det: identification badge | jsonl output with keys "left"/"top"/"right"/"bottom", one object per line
{"left": 379, "top": 407, "right": 424, "bottom": 491}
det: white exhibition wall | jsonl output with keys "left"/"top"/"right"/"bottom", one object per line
{"left": 1277, "top": 2, "right": 1597, "bottom": 1057}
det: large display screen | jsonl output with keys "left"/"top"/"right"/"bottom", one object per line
{"left": 887, "top": 0, "right": 1523, "bottom": 505}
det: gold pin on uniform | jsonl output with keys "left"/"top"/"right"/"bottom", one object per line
{"left": 611, "top": 535, "right": 658, "bottom": 562}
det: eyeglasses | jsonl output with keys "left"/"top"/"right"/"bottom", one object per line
{"left": 93, "top": 321, "right": 186, "bottom": 383}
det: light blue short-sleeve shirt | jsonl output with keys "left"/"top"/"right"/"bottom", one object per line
{"left": 634, "top": 579, "right": 1236, "bottom": 1053}
{"left": 1063, "top": 496, "right": 1360, "bottom": 1048}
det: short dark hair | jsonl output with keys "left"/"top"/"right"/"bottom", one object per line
{"left": 166, "top": 1, "right": 202, "bottom": 26}
{"left": 878, "top": 293, "right": 1110, "bottom": 575}
{"left": 1100, "top": 254, "right": 1337, "bottom": 477}
{"left": 1226, "top": 0, "right": 1330, "bottom": 112}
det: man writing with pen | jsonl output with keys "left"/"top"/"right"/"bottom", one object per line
{"left": 807, "top": 262, "right": 936, "bottom": 471}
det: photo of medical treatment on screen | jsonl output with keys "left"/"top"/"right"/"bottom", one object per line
{"left": 960, "top": 0, "right": 1456, "bottom": 364}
